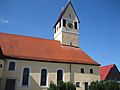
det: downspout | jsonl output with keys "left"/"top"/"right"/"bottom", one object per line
{"left": 70, "top": 63, "right": 72, "bottom": 82}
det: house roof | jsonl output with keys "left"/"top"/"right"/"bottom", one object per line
{"left": 54, "top": 1, "right": 80, "bottom": 28}
{"left": 0, "top": 32, "right": 100, "bottom": 65}
{"left": 99, "top": 64, "right": 116, "bottom": 80}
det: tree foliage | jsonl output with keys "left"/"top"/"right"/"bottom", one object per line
{"left": 48, "top": 81, "right": 76, "bottom": 90}
{"left": 89, "top": 80, "right": 120, "bottom": 90}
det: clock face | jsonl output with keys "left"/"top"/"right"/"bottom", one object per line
{"left": 67, "top": 23, "right": 73, "bottom": 30}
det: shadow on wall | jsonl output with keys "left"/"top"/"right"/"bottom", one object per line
{"left": 17, "top": 75, "right": 47, "bottom": 90}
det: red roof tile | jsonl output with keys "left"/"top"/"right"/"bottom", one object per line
{"left": 99, "top": 64, "right": 115, "bottom": 80}
{"left": 0, "top": 32, "right": 99, "bottom": 65}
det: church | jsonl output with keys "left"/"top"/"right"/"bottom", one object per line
{"left": 0, "top": 1, "right": 100, "bottom": 90}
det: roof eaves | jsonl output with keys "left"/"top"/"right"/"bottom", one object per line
{"left": 5, "top": 55, "right": 100, "bottom": 66}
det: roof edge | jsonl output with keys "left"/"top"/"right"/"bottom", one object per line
{"left": 0, "top": 32, "right": 59, "bottom": 43}
{"left": 62, "top": 44, "right": 79, "bottom": 48}
{"left": 4, "top": 55, "right": 100, "bottom": 66}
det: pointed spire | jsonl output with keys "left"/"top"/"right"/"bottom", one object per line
{"left": 54, "top": 1, "right": 80, "bottom": 27}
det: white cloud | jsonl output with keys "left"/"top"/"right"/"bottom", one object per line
{"left": 0, "top": 17, "right": 9, "bottom": 24}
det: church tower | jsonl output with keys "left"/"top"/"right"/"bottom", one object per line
{"left": 54, "top": 1, "right": 80, "bottom": 47}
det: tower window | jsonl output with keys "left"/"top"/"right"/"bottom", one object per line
{"left": 69, "top": 14, "right": 72, "bottom": 18}
{"left": 57, "top": 27, "right": 58, "bottom": 32}
{"left": 59, "top": 21, "right": 61, "bottom": 28}
{"left": 54, "top": 29, "right": 56, "bottom": 33}
{"left": 57, "top": 69, "right": 63, "bottom": 82}
{"left": 90, "top": 69, "right": 93, "bottom": 74}
{"left": 81, "top": 68, "right": 84, "bottom": 73}
{"left": 63, "top": 19, "right": 66, "bottom": 27}
{"left": 40, "top": 69, "right": 47, "bottom": 86}
{"left": 74, "top": 22, "right": 77, "bottom": 29}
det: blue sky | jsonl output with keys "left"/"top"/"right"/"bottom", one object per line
{"left": 0, "top": 0, "right": 120, "bottom": 69}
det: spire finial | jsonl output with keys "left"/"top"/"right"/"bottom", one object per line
{"left": 68, "top": 0, "right": 71, "bottom": 2}
{"left": 62, "top": 7, "right": 64, "bottom": 11}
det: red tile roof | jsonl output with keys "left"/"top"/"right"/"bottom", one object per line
{"left": 0, "top": 32, "right": 100, "bottom": 65}
{"left": 99, "top": 64, "right": 115, "bottom": 80}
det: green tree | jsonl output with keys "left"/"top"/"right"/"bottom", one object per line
{"left": 89, "top": 80, "right": 120, "bottom": 90}
{"left": 48, "top": 81, "right": 76, "bottom": 90}
{"left": 66, "top": 82, "right": 76, "bottom": 90}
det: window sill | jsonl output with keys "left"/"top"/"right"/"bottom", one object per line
{"left": 21, "top": 85, "right": 30, "bottom": 88}
{"left": 40, "top": 85, "right": 48, "bottom": 88}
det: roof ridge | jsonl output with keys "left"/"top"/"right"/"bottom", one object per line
{"left": 101, "top": 64, "right": 115, "bottom": 68}
{"left": 0, "top": 32, "right": 59, "bottom": 43}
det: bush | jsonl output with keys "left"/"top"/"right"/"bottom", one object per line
{"left": 48, "top": 81, "right": 57, "bottom": 90}
{"left": 89, "top": 80, "right": 120, "bottom": 90}
{"left": 48, "top": 81, "right": 76, "bottom": 90}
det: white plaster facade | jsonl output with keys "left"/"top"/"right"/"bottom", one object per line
{"left": 0, "top": 59, "right": 100, "bottom": 90}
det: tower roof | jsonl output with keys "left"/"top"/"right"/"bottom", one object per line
{"left": 54, "top": 1, "right": 80, "bottom": 28}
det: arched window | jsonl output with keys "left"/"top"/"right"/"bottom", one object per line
{"left": 8, "top": 61, "right": 15, "bottom": 71}
{"left": 40, "top": 69, "right": 47, "bottom": 86}
{"left": 57, "top": 69, "right": 63, "bottom": 82}
{"left": 22, "top": 68, "right": 30, "bottom": 86}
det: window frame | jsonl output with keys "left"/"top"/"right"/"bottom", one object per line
{"left": 74, "top": 22, "right": 77, "bottom": 29}
{"left": 21, "top": 66, "right": 31, "bottom": 88}
{"left": 56, "top": 68, "right": 64, "bottom": 83}
{"left": 90, "top": 69, "right": 93, "bottom": 74}
{"left": 7, "top": 60, "right": 16, "bottom": 71}
{"left": 63, "top": 19, "right": 66, "bottom": 27}
{"left": 75, "top": 81, "right": 80, "bottom": 88}
{"left": 59, "top": 21, "right": 61, "bottom": 28}
{"left": 40, "top": 68, "right": 48, "bottom": 87}
{"left": 69, "top": 14, "right": 72, "bottom": 18}
{"left": 81, "top": 68, "right": 84, "bottom": 73}
{"left": 54, "top": 28, "right": 56, "bottom": 33}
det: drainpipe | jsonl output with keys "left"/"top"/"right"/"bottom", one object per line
{"left": 70, "top": 63, "right": 72, "bottom": 82}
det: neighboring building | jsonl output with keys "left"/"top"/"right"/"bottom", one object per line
{"left": 100, "top": 64, "right": 120, "bottom": 81}
{"left": 0, "top": 1, "right": 100, "bottom": 90}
